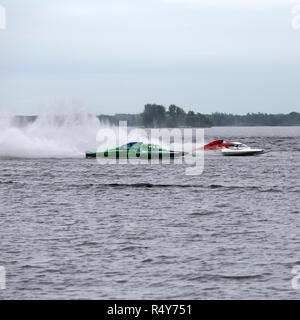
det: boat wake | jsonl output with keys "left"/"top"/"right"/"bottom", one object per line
{"left": 0, "top": 108, "right": 109, "bottom": 159}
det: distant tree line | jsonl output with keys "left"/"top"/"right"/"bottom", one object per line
{"left": 98, "top": 104, "right": 213, "bottom": 128}
{"left": 100, "top": 106, "right": 300, "bottom": 127}
{"left": 8, "top": 107, "right": 300, "bottom": 128}
{"left": 141, "top": 104, "right": 213, "bottom": 128}
{"left": 206, "top": 112, "right": 300, "bottom": 126}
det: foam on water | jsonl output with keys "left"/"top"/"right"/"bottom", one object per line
{"left": 0, "top": 108, "right": 108, "bottom": 158}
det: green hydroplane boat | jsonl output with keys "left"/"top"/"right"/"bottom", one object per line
{"left": 86, "top": 142, "right": 188, "bottom": 159}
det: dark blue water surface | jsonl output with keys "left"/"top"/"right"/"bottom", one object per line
{"left": 1, "top": 127, "right": 300, "bottom": 299}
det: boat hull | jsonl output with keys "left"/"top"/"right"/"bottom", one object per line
{"left": 222, "top": 149, "right": 264, "bottom": 156}
{"left": 86, "top": 151, "right": 188, "bottom": 159}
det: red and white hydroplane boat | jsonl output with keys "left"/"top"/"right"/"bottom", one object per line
{"left": 198, "top": 140, "right": 264, "bottom": 156}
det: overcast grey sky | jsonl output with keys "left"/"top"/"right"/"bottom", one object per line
{"left": 0, "top": 0, "right": 300, "bottom": 115}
